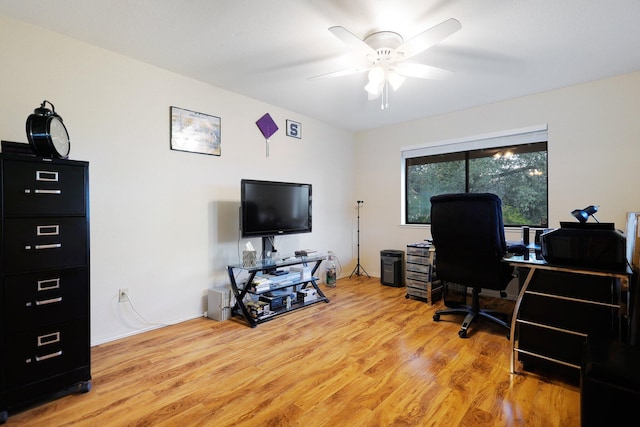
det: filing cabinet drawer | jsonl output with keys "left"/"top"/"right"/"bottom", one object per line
{"left": 519, "top": 293, "right": 615, "bottom": 336}
{"left": 4, "top": 318, "right": 89, "bottom": 389}
{"left": 406, "top": 270, "right": 429, "bottom": 282}
{"left": 407, "top": 285, "right": 442, "bottom": 301}
{"left": 4, "top": 268, "right": 88, "bottom": 332}
{"left": 2, "top": 159, "right": 87, "bottom": 217}
{"left": 406, "top": 246, "right": 430, "bottom": 256}
{"left": 518, "top": 322, "right": 586, "bottom": 368}
{"left": 3, "top": 217, "right": 88, "bottom": 273}
{"left": 406, "top": 287, "right": 430, "bottom": 299}
{"left": 406, "top": 255, "right": 431, "bottom": 265}
{"left": 406, "top": 263, "right": 431, "bottom": 274}
{"left": 527, "top": 269, "right": 615, "bottom": 304}
{"left": 406, "top": 278, "right": 429, "bottom": 290}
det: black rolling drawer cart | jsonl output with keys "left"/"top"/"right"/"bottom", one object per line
{"left": 509, "top": 259, "right": 630, "bottom": 381}
{"left": 405, "top": 243, "right": 442, "bottom": 304}
{"left": 0, "top": 153, "right": 91, "bottom": 423}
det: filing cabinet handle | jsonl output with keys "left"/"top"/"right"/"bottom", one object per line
{"left": 37, "top": 225, "right": 59, "bottom": 236}
{"left": 38, "top": 331, "right": 60, "bottom": 346}
{"left": 35, "top": 297, "right": 63, "bottom": 306}
{"left": 38, "top": 278, "right": 60, "bottom": 291}
{"left": 36, "top": 170, "right": 59, "bottom": 182}
{"left": 35, "top": 351, "right": 63, "bottom": 362}
{"left": 33, "top": 243, "right": 62, "bottom": 250}
{"left": 32, "top": 189, "right": 62, "bottom": 195}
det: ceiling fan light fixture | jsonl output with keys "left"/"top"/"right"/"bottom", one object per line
{"left": 386, "top": 70, "right": 405, "bottom": 91}
{"left": 365, "top": 66, "right": 385, "bottom": 96}
{"left": 367, "top": 66, "right": 385, "bottom": 85}
{"left": 367, "top": 88, "right": 382, "bottom": 101}
{"left": 319, "top": 18, "right": 462, "bottom": 107}
{"left": 364, "top": 79, "right": 383, "bottom": 96}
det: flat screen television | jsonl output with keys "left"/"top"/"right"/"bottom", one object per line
{"left": 240, "top": 179, "right": 312, "bottom": 255}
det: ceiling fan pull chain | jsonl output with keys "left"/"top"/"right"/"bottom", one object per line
{"left": 381, "top": 81, "right": 389, "bottom": 110}
{"left": 385, "top": 81, "right": 389, "bottom": 109}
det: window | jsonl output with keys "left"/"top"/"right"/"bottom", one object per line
{"left": 402, "top": 126, "right": 548, "bottom": 227}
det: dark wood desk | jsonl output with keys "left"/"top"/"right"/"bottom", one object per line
{"left": 506, "top": 255, "right": 631, "bottom": 377}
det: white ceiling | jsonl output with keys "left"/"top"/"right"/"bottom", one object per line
{"left": 2, "top": 0, "right": 640, "bottom": 132}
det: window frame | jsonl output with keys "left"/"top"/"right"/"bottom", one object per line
{"left": 400, "top": 125, "right": 549, "bottom": 227}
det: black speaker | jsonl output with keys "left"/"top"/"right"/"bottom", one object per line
{"left": 522, "top": 226, "right": 530, "bottom": 245}
{"left": 380, "top": 250, "right": 404, "bottom": 287}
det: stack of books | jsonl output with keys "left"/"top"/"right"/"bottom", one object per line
{"left": 250, "top": 277, "right": 273, "bottom": 293}
{"left": 264, "top": 272, "right": 300, "bottom": 287}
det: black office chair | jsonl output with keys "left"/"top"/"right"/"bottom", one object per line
{"left": 430, "top": 193, "right": 514, "bottom": 338}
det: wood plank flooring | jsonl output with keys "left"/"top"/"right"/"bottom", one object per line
{"left": 5, "top": 276, "right": 580, "bottom": 426}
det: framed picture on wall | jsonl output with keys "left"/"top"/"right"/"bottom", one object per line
{"left": 286, "top": 119, "right": 301, "bottom": 139}
{"left": 170, "top": 106, "right": 221, "bottom": 156}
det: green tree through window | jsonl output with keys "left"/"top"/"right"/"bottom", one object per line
{"left": 405, "top": 142, "right": 548, "bottom": 226}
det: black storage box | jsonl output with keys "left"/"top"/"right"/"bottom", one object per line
{"left": 581, "top": 340, "right": 640, "bottom": 426}
{"left": 380, "top": 249, "right": 404, "bottom": 287}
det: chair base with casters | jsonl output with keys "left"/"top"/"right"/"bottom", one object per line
{"left": 432, "top": 285, "right": 511, "bottom": 339}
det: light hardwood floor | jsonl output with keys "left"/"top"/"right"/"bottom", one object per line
{"left": 6, "top": 276, "right": 580, "bottom": 426}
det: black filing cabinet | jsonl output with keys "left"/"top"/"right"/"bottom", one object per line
{"left": 0, "top": 154, "right": 91, "bottom": 423}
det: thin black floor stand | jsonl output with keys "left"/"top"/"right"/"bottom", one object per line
{"left": 350, "top": 200, "right": 370, "bottom": 278}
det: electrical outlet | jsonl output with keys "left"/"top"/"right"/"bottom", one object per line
{"left": 118, "top": 288, "right": 128, "bottom": 303}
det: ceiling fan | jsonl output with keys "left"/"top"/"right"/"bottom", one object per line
{"left": 310, "top": 18, "right": 462, "bottom": 109}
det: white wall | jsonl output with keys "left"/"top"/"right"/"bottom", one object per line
{"left": 3, "top": 14, "right": 640, "bottom": 344}
{"left": 0, "top": 16, "right": 356, "bottom": 345}
{"left": 355, "top": 71, "right": 640, "bottom": 278}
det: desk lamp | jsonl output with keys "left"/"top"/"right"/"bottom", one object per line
{"left": 571, "top": 205, "right": 599, "bottom": 223}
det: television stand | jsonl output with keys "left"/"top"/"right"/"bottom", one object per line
{"left": 227, "top": 254, "right": 329, "bottom": 327}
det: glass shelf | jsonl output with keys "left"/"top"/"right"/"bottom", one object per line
{"left": 227, "top": 253, "right": 329, "bottom": 327}
{"left": 228, "top": 253, "right": 326, "bottom": 271}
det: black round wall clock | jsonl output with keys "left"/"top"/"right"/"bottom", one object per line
{"left": 26, "top": 100, "right": 71, "bottom": 159}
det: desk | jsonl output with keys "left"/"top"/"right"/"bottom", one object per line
{"left": 507, "top": 255, "right": 631, "bottom": 377}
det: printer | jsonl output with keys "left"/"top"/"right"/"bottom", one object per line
{"left": 540, "top": 222, "right": 627, "bottom": 271}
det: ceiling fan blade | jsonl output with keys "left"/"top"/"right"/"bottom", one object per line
{"left": 397, "top": 18, "right": 461, "bottom": 60}
{"left": 329, "top": 26, "right": 377, "bottom": 57}
{"left": 395, "top": 62, "right": 453, "bottom": 80}
{"left": 308, "top": 67, "right": 368, "bottom": 81}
